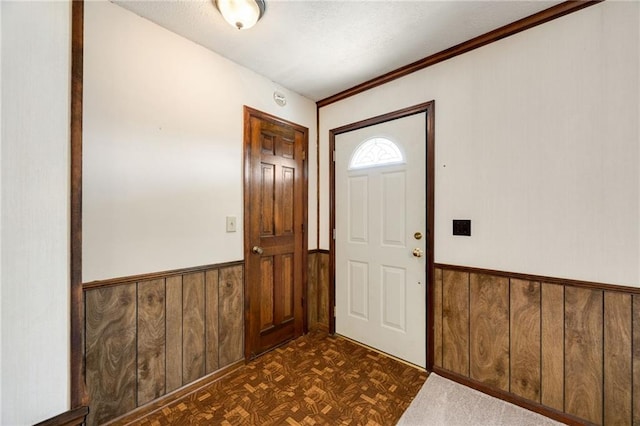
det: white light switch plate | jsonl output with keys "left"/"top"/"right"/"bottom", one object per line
{"left": 226, "top": 216, "right": 237, "bottom": 232}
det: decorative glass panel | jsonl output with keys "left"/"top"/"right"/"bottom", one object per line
{"left": 349, "top": 137, "right": 404, "bottom": 170}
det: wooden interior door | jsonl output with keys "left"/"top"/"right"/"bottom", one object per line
{"left": 244, "top": 106, "right": 307, "bottom": 359}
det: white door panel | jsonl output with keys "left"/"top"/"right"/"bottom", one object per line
{"left": 335, "top": 113, "right": 426, "bottom": 368}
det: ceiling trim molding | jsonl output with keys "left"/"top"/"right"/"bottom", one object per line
{"left": 316, "top": 0, "right": 602, "bottom": 108}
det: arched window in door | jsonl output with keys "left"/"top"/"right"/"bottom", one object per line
{"left": 348, "top": 137, "right": 404, "bottom": 170}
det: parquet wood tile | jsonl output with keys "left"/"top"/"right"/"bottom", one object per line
{"left": 110, "top": 329, "right": 427, "bottom": 426}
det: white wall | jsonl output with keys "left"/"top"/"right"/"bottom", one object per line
{"left": 1, "top": 1, "right": 71, "bottom": 424}
{"left": 83, "top": 1, "right": 317, "bottom": 282}
{"left": 320, "top": 1, "right": 640, "bottom": 287}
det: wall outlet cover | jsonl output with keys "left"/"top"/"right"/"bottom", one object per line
{"left": 453, "top": 219, "right": 471, "bottom": 236}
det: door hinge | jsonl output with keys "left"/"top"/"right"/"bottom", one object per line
{"left": 301, "top": 223, "right": 305, "bottom": 234}
{"left": 332, "top": 150, "right": 336, "bottom": 162}
{"left": 333, "top": 228, "right": 336, "bottom": 240}
{"left": 302, "top": 151, "right": 306, "bottom": 161}
{"left": 333, "top": 306, "right": 336, "bottom": 318}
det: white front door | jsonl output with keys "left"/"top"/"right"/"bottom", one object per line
{"left": 335, "top": 113, "right": 426, "bottom": 368}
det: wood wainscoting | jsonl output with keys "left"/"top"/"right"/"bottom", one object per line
{"left": 433, "top": 264, "right": 640, "bottom": 426}
{"left": 83, "top": 262, "right": 244, "bottom": 426}
{"left": 307, "top": 250, "right": 330, "bottom": 329}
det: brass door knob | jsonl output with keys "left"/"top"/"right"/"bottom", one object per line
{"left": 412, "top": 248, "right": 424, "bottom": 258}
{"left": 252, "top": 246, "right": 264, "bottom": 255}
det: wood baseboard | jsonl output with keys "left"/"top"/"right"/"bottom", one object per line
{"left": 34, "top": 406, "right": 89, "bottom": 426}
{"left": 432, "top": 368, "right": 588, "bottom": 426}
{"left": 104, "top": 360, "right": 244, "bottom": 425}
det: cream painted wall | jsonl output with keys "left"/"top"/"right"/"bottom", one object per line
{"left": 83, "top": 1, "right": 317, "bottom": 282}
{"left": 320, "top": 1, "right": 640, "bottom": 287}
{"left": 1, "top": 1, "right": 71, "bottom": 424}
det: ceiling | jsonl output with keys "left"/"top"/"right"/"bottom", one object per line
{"left": 113, "top": 0, "right": 562, "bottom": 102}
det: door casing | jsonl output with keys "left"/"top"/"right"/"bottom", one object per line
{"left": 329, "top": 101, "right": 435, "bottom": 370}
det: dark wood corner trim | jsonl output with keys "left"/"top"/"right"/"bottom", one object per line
{"left": 434, "top": 263, "right": 640, "bottom": 295}
{"left": 70, "top": 0, "right": 86, "bottom": 409}
{"left": 316, "top": 1, "right": 601, "bottom": 108}
{"left": 431, "top": 368, "right": 588, "bottom": 426}
{"left": 103, "top": 360, "right": 244, "bottom": 426}
{"left": 316, "top": 105, "right": 321, "bottom": 250}
{"left": 82, "top": 260, "right": 245, "bottom": 291}
{"left": 34, "top": 406, "right": 89, "bottom": 426}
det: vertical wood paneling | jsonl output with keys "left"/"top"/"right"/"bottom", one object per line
{"left": 317, "top": 252, "right": 330, "bottom": 326}
{"left": 165, "top": 275, "right": 183, "bottom": 393}
{"left": 85, "top": 285, "right": 137, "bottom": 426}
{"left": 219, "top": 265, "right": 244, "bottom": 367}
{"left": 541, "top": 282, "right": 564, "bottom": 411}
{"left": 205, "top": 270, "right": 219, "bottom": 374}
{"left": 633, "top": 295, "right": 640, "bottom": 426}
{"left": 435, "top": 266, "right": 640, "bottom": 426}
{"left": 603, "top": 291, "right": 632, "bottom": 426}
{"left": 307, "top": 252, "right": 318, "bottom": 327}
{"left": 565, "top": 287, "right": 603, "bottom": 425}
{"left": 137, "top": 279, "right": 166, "bottom": 405}
{"left": 433, "top": 267, "right": 443, "bottom": 368}
{"left": 182, "top": 272, "right": 206, "bottom": 384}
{"left": 510, "top": 279, "right": 540, "bottom": 402}
{"left": 84, "top": 262, "right": 246, "bottom": 425}
{"left": 442, "top": 270, "right": 469, "bottom": 376}
{"left": 261, "top": 257, "right": 275, "bottom": 329}
{"left": 469, "top": 273, "right": 509, "bottom": 391}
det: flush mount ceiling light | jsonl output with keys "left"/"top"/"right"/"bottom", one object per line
{"left": 215, "top": 0, "right": 266, "bottom": 30}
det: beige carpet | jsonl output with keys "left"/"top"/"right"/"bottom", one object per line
{"left": 397, "top": 374, "right": 563, "bottom": 426}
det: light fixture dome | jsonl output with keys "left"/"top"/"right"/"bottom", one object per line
{"left": 215, "top": 0, "right": 266, "bottom": 30}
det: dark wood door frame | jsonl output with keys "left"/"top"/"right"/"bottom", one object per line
{"left": 70, "top": 0, "right": 87, "bottom": 409}
{"left": 329, "top": 101, "right": 435, "bottom": 370}
{"left": 243, "top": 106, "right": 309, "bottom": 360}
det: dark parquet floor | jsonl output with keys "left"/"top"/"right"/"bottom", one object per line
{"left": 112, "top": 329, "right": 427, "bottom": 426}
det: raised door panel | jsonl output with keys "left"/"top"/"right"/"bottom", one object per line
{"left": 281, "top": 253, "right": 294, "bottom": 321}
{"left": 348, "top": 260, "right": 369, "bottom": 320}
{"left": 260, "top": 163, "right": 275, "bottom": 236}
{"left": 381, "top": 266, "right": 407, "bottom": 332}
{"left": 260, "top": 257, "right": 275, "bottom": 330}
{"left": 348, "top": 175, "right": 368, "bottom": 243}
{"left": 280, "top": 166, "right": 295, "bottom": 234}
{"left": 381, "top": 171, "right": 406, "bottom": 247}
